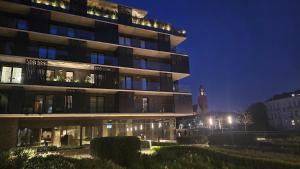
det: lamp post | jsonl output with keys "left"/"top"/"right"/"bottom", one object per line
{"left": 227, "top": 115, "right": 233, "bottom": 144}
{"left": 208, "top": 117, "right": 214, "bottom": 135}
{"left": 227, "top": 115, "right": 232, "bottom": 130}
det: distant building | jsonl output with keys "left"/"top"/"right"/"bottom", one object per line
{"left": 265, "top": 90, "right": 300, "bottom": 130}
{"left": 196, "top": 85, "right": 208, "bottom": 115}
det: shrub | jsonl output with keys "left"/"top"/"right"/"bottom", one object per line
{"left": 147, "top": 146, "right": 300, "bottom": 169}
{"left": 151, "top": 141, "right": 178, "bottom": 147}
{"left": 71, "top": 158, "right": 125, "bottom": 169}
{"left": 90, "top": 136, "right": 141, "bottom": 167}
{"left": 177, "top": 136, "right": 208, "bottom": 144}
{"left": 140, "top": 140, "right": 151, "bottom": 149}
{"left": 37, "top": 146, "right": 58, "bottom": 152}
{"left": 9, "top": 147, "right": 37, "bottom": 169}
{"left": 209, "top": 133, "right": 257, "bottom": 146}
{"left": 24, "top": 155, "right": 76, "bottom": 169}
{"left": 0, "top": 151, "right": 11, "bottom": 169}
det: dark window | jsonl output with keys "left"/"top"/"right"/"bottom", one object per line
{"left": 50, "top": 25, "right": 58, "bottom": 35}
{"left": 90, "top": 96, "right": 104, "bottom": 113}
{"left": 38, "top": 47, "right": 47, "bottom": 58}
{"left": 67, "top": 28, "right": 75, "bottom": 37}
{"left": 38, "top": 47, "right": 56, "bottom": 60}
{"left": 65, "top": 95, "right": 72, "bottom": 111}
{"left": 48, "top": 48, "right": 56, "bottom": 60}
{"left": 0, "top": 93, "right": 8, "bottom": 113}
{"left": 141, "top": 78, "right": 147, "bottom": 90}
{"left": 125, "top": 76, "right": 132, "bottom": 89}
{"left": 17, "top": 20, "right": 28, "bottom": 30}
{"left": 34, "top": 95, "right": 44, "bottom": 113}
{"left": 90, "top": 52, "right": 104, "bottom": 64}
{"left": 45, "top": 95, "right": 53, "bottom": 113}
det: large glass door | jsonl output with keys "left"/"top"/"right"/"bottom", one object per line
{"left": 1, "top": 66, "right": 22, "bottom": 83}
{"left": 12, "top": 67, "right": 22, "bottom": 83}
{"left": 1, "top": 66, "right": 12, "bottom": 83}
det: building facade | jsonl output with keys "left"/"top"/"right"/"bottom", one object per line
{"left": 265, "top": 90, "right": 300, "bottom": 130}
{"left": 0, "top": 0, "right": 192, "bottom": 150}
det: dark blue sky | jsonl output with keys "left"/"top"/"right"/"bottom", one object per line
{"left": 112, "top": 0, "right": 300, "bottom": 112}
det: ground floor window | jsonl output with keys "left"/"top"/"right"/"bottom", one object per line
{"left": 17, "top": 119, "right": 176, "bottom": 147}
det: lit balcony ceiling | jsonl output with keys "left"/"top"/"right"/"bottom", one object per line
{"left": 88, "top": 0, "right": 148, "bottom": 18}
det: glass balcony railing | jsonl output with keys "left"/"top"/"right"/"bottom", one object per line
{"left": 31, "top": 0, "right": 69, "bottom": 10}
{"left": 133, "top": 59, "right": 171, "bottom": 72}
{"left": 134, "top": 103, "right": 174, "bottom": 113}
{"left": 87, "top": 6, "right": 118, "bottom": 20}
{"left": 173, "top": 84, "right": 191, "bottom": 93}
{"left": 119, "top": 80, "right": 161, "bottom": 92}
{"left": 49, "top": 25, "right": 95, "bottom": 40}
{"left": 5, "top": 0, "right": 186, "bottom": 36}
{"left": 132, "top": 17, "right": 186, "bottom": 36}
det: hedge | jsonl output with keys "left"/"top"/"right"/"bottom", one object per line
{"left": 176, "top": 136, "right": 208, "bottom": 144}
{"left": 90, "top": 136, "right": 140, "bottom": 167}
{"left": 152, "top": 146, "right": 300, "bottom": 169}
{"left": 209, "top": 133, "right": 257, "bottom": 146}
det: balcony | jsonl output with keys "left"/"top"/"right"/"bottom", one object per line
{"left": 132, "top": 17, "right": 186, "bottom": 37}
{"left": 31, "top": 0, "right": 69, "bottom": 10}
{"left": 2, "top": 0, "right": 186, "bottom": 37}
{"left": 173, "top": 84, "right": 191, "bottom": 93}
{"left": 87, "top": 5, "right": 118, "bottom": 21}
{"left": 134, "top": 103, "right": 174, "bottom": 113}
{"left": 133, "top": 58, "right": 171, "bottom": 72}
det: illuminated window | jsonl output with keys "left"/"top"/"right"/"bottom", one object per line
{"left": 1, "top": 66, "right": 22, "bottom": 83}
{"left": 65, "top": 72, "right": 73, "bottom": 82}
{"left": 46, "top": 70, "right": 55, "bottom": 81}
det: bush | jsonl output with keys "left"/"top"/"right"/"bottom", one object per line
{"left": 37, "top": 146, "right": 58, "bottom": 152}
{"left": 151, "top": 141, "right": 178, "bottom": 147}
{"left": 0, "top": 148, "right": 36, "bottom": 169}
{"left": 177, "top": 136, "right": 208, "bottom": 144}
{"left": 209, "top": 133, "right": 257, "bottom": 146}
{"left": 24, "top": 155, "right": 75, "bottom": 169}
{"left": 140, "top": 140, "right": 151, "bottom": 149}
{"left": 71, "top": 158, "right": 125, "bottom": 169}
{"left": 0, "top": 151, "right": 11, "bottom": 169}
{"left": 144, "top": 146, "right": 300, "bottom": 169}
{"left": 24, "top": 154, "right": 125, "bottom": 169}
{"left": 90, "top": 136, "right": 141, "bottom": 167}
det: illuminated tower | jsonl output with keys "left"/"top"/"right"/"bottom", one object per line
{"left": 197, "top": 85, "right": 208, "bottom": 115}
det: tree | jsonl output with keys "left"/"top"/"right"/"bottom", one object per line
{"left": 246, "top": 102, "right": 269, "bottom": 131}
{"left": 238, "top": 112, "right": 253, "bottom": 133}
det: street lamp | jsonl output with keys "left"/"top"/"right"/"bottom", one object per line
{"left": 227, "top": 115, "right": 233, "bottom": 133}
{"left": 228, "top": 116, "right": 232, "bottom": 125}
{"left": 208, "top": 117, "right": 214, "bottom": 135}
{"left": 227, "top": 115, "right": 234, "bottom": 144}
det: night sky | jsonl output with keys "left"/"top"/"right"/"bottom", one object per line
{"left": 111, "top": 0, "right": 300, "bottom": 112}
